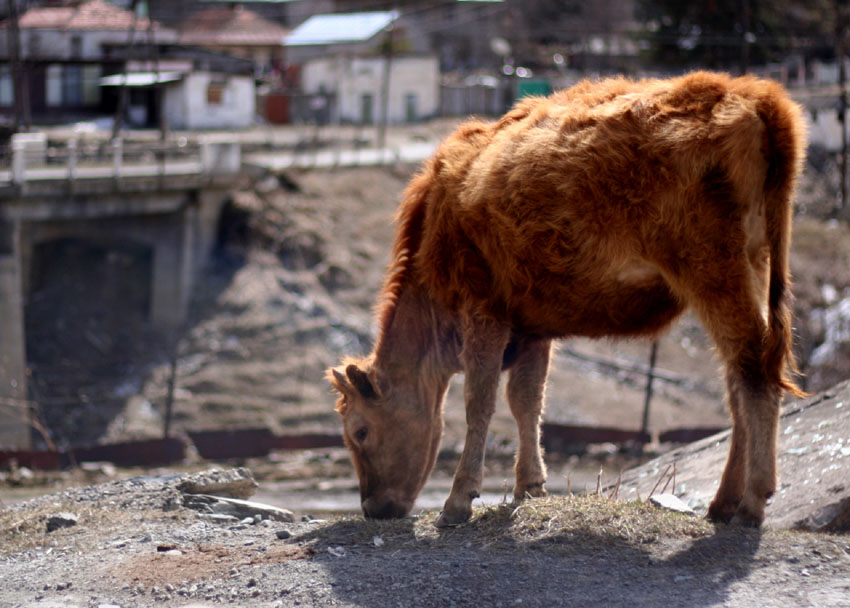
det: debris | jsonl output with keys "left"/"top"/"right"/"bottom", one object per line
{"left": 176, "top": 467, "right": 258, "bottom": 500}
{"left": 328, "top": 546, "right": 346, "bottom": 557}
{"left": 372, "top": 535, "right": 384, "bottom": 548}
{"left": 182, "top": 494, "right": 295, "bottom": 523}
{"left": 648, "top": 493, "right": 696, "bottom": 516}
{"left": 46, "top": 512, "right": 79, "bottom": 532}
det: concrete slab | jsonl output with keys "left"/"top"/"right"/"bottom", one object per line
{"left": 618, "top": 380, "right": 850, "bottom": 531}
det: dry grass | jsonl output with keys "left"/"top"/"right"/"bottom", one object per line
{"left": 0, "top": 499, "right": 188, "bottom": 556}
{"left": 296, "top": 495, "right": 714, "bottom": 554}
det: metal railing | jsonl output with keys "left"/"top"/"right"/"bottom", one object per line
{"left": 0, "top": 134, "right": 242, "bottom": 188}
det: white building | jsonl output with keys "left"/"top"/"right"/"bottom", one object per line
{"left": 301, "top": 54, "right": 439, "bottom": 124}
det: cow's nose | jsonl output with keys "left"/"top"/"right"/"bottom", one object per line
{"left": 361, "top": 496, "right": 408, "bottom": 519}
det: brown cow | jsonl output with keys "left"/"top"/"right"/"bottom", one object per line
{"left": 329, "top": 71, "right": 807, "bottom": 528}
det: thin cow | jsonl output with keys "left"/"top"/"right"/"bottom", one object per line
{"left": 329, "top": 71, "right": 807, "bottom": 528}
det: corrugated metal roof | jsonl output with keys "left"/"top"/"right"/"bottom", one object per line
{"left": 100, "top": 72, "right": 183, "bottom": 87}
{"left": 285, "top": 11, "right": 397, "bottom": 47}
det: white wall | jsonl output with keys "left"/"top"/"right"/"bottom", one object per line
{"left": 0, "top": 29, "right": 176, "bottom": 60}
{"left": 163, "top": 72, "right": 255, "bottom": 130}
{"left": 302, "top": 54, "right": 439, "bottom": 124}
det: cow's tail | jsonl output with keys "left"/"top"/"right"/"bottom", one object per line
{"left": 757, "top": 82, "right": 807, "bottom": 398}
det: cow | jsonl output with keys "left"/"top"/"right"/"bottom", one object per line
{"left": 329, "top": 71, "right": 807, "bottom": 528}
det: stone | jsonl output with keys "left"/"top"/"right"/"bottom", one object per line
{"left": 618, "top": 380, "right": 850, "bottom": 531}
{"left": 176, "top": 468, "right": 258, "bottom": 500}
{"left": 183, "top": 494, "right": 294, "bottom": 523}
{"left": 46, "top": 512, "right": 79, "bottom": 532}
{"left": 649, "top": 493, "right": 696, "bottom": 515}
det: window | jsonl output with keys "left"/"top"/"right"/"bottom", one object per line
{"left": 62, "top": 64, "right": 83, "bottom": 105}
{"left": 46, "top": 64, "right": 101, "bottom": 107}
{"left": 46, "top": 65, "right": 62, "bottom": 106}
{"left": 82, "top": 65, "right": 101, "bottom": 105}
{"left": 405, "top": 93, "right": 417, "bottom": 123}
{"left": 0, "top": 65, "right": 12, "bottom": 107}
{"left": 360, "top": 93, "right": 373, "bottom": 125}
{"left": 207, "top": 82, "right": 225, "bottom": 105}
{"left": 28, "top": 33, "right": 41, "bottom": 57}
{"left": 70, "top": 36, "right": 83, "bottom": 58}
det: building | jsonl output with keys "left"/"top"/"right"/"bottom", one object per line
{"left": 176, "top": 5, "right": 289, "bottom": 78}
{"left": 0, "top": 0, "right": 177, "bottom": 126}
{"left": 301, "top": 54, "right": 439, "bottom": 124}
{"left": 0, "top": 0, "right": 258, "bottom": 130}
{"left": 284, "top": 11, "right": 438, "bottom": 125}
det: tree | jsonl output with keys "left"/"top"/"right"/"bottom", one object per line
{"left": 637, "top": 0, "right": 836, "bottom": 70}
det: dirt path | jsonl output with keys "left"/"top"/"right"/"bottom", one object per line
{"left": 2, "top": 471, "right": 849, "bottom": 608}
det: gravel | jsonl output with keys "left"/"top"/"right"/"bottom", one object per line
{"left": 2, "top": 468, "right": 850, "bottom": 608}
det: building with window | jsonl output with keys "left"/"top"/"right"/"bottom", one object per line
{"left": 285, "top": 11, "right": 439, "bottom": 125}
{"left": 0, "top": 0, "right": 177, "bottom": 125}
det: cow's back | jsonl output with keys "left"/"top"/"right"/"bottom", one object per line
{"left": 414, "top": 72, "right": 802, "bottom": 338}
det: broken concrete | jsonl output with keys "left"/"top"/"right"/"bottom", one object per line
{"left": 619, "top": 380, "right": 850, "bottom": 532}
{"left": 175, "top": 467, "right": 258, "bottom": 500}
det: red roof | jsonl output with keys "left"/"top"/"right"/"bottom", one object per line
{"left": 14, "top": 0, "right": 164, "bottom": 31}
{"left": 178, "top": 6, "right": 288, "bottom": 47}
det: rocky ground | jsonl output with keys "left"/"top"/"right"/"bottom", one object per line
{"left": 3, "top": 121, "right": 850, "bottom": 606}
{"left": 2, "top": 464, "right": 850, "bottom": 608}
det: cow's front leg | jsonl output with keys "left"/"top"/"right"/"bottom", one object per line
{"left": 435, "top": 320, "right": 509, "bottom": 528}
{"left": 507, "top": 336, "right": 551, "bottom": 501}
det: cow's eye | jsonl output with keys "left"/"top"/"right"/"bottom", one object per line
{"left": 354, "top": 427, "right": 368, "bottom": 442}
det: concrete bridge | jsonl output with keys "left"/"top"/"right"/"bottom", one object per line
{"left": 0, "top": 134, "right": 244, "bottom": 449}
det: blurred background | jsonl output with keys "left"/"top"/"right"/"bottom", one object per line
{"left": 1, "top": 0, "right": 849, "bottom": 511}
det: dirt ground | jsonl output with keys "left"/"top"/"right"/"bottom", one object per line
{"left": 4, "top": 122, "right": 850, "bottom": 608}
{"left": 16, "top": 125, "right": 850, "bottom": 512}
{"left": 2, "top": 469, "right": 850, "bottom": 608}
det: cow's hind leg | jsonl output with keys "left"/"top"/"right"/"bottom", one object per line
{"left": 506, "top": 336, "right": 551, "bottom": 501}
{"left": 436, "top": 320, "right": 510, "bottom": 528}
{"left": 697, "top": 290, "right": 781, "bottom": 527}
{"left": 707, "top": 376, "right": 748, "bottom": 523}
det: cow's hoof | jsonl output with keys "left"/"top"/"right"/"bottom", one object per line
{"left": 435, "top": 508, "right": 471, "bottom": 528}
{"left": 514, "top": 482, "right": 547, "bottom": 501}
{"left": 706, "top": 498, "right": 739, "bottom": 524}
{"left": 730, "top": 505, "right": 764, "bottom": 528}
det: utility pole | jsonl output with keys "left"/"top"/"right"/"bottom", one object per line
{"left": 377, "top": 22, "right": 393, "bottom": 150}
{"left": 5, "top": 0, "right": 28, "bottom": 132}
{"left": 112, "top": 0, "right": 140, "bottom": 141}
{"left": 739, "top": 0, "right": 751, "bottom": 75}
{"left": 837, "top": 0, "right": 849, "bottom": 217}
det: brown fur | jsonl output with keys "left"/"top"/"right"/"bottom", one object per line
{"left": 329, "top": 71, "right": 807, "bottom": 527}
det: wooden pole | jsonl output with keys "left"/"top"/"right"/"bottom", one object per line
{"left": 112, "top": 0, "right": 140, "bottom": 141}
{"left": 640, "top": 341, "right": 659, "bottom": 443}
{"left": 377, "top": 24, "right": 393, "bottom": 150}
{"left": 838, "top": 0, "right": 849, "bottom": 216}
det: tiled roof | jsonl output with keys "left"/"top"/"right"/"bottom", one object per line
{"left": 14, "top": 0, "right": 165, "bottom": 31}
{"left": 285, "top": 11, "right": 398, "bottom": 47}
{"left": 178, "top": 6, "right": 288, "bottom": 47}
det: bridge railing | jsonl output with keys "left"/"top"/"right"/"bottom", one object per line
{"left": 0, "top": 133, "right": 241, "bottom": 187}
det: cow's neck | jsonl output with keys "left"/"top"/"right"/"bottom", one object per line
{"left": 373, "top": 281, "right": 460, "bottom": 414}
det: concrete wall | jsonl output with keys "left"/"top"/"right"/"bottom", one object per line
{"left": 0, "top": 28, "right": 177, "bottom": 61}
{"left": 163, "top": 72, "right": 256, "bottom": 130}
{"left": 301, "top": 54, "right": 439, "bottom": 124}
{"left": 0, "top": 185, "right": 230, "bottom": 449}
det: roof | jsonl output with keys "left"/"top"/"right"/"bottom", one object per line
{"left": 100, "top": 71, "right": 183, "bottom": 87}
{"left": 11, "top": 0, "right": 166, "bottom": 32}
{"left": 285, "top": 11, "right": 398, "bottom": 47}
{"left": 178, "top": 6, "right": 288, "bottom": 47}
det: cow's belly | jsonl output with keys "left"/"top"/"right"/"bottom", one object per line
{"left": 508, "top": 260, "right": 684, "bottom": 339}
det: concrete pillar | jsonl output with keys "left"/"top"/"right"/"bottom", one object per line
{"left": 0, "top": 220, "right": 30, "bottom": 449}
{"left": 150, "top": 205, "right": 195, "bottom": 334}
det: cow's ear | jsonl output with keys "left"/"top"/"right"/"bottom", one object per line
{"left": 346, "top": 364, "right": 380, "bottom": 399}
{"left": 328, "top": 367, "right": 351, "bottom": 394}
